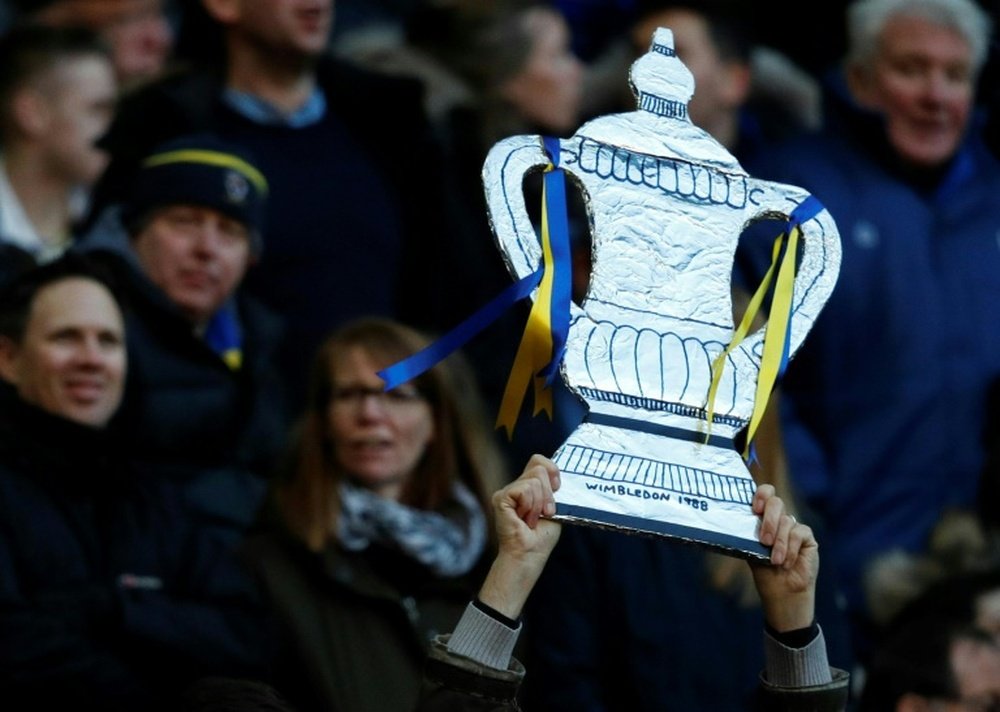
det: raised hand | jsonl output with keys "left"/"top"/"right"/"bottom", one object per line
{"left": 748, "top": 484, "right": 819, "bottom": 632}
{"left": 479, "top": 455, "right": 562, "bottom": 619}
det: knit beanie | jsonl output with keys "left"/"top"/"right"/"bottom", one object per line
{"left": 123, "top": 134, "right": 269, "bottom": 254}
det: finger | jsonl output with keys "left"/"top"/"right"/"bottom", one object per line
{"left": 513, "top": 478, "right": 544, "bottom": 527}
{"left": 784, "top": 521, "right": 817, "bottom": 571}
{"left": 751, "top": 483, "right": 776, "bottom": 516}
{"left": 771, "top": 513, "right": 796, "bottom": 567}
{"left": 757, "top": 490, "right": 785, "bottom": 547}
{"left": 523, "top": 456, "right": 560, "bottom": 516}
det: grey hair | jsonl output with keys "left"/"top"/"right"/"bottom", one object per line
{"left": 846, "top": 0, "right": 992, "bottom": 74}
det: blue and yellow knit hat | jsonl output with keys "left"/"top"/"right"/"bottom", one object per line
{"left": 124, "top": 134, "right": 269, "bottom": 254}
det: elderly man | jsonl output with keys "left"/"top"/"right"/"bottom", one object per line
{"left": 736, "top": 0, "right": 1000, "bottom": 660}
{"left": 0, "top": 255, "right": 268, "bottom": 710}
{"left": 78, "top": 132, "right": 288, "bottom": 550}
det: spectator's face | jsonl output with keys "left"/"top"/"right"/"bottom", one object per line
{"left": 500, "top": 8, "right": 584, "bottom": 134}
{"left": 133, "top": 205, "right": 252, "bottom": 326}
{"left": 0, "top": 278, "right": 125, "bottom": 427}
{"left": 102, "top": 0, "right": 174, "bottom": 88}
{"left": 326, "top": 346, "right": 434, "bottom": 501}
{"left": 976, "top": 588, "right": 1000, "bottom": 642}
{"left": 36, "top": 55, "right": 117, "bottom": 187}
{"left": 218, "top": 0, "right": 333, "bottom": 59}
{"left": 944, "top": 638, "right": 1000, "bottom": 711}
{"left": 35, "top": 0, "right": 174, "bottom": 88}
{"left": 851, "top": 14, "right": 975, "bottom": 168}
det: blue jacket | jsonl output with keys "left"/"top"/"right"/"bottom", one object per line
{"left": 0, "top": 384, "right": 270, "bottom": 710}
{"left": 736, "top": 96, "right": 1000, "bottom": 629}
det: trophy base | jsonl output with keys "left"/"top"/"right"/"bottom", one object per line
{"left": 551, "top": 414, "right": 769, "bottom": 560}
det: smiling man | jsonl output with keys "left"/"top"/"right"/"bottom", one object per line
{"left": 735, "top": 0, "right": 1000, "bottom": 663}
{"left": 0, "top": 256, "right": 125, "bottom": 428}
{"left": 0, "top": 254, "right": 273, "bottom": 709}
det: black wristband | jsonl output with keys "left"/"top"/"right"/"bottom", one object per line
{"left": 765, "top": 619, "right": 820, "bottom": 649}
{"left": 472, "top": 597, "right": 521, "bottom": 630}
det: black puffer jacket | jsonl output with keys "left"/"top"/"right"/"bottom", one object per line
{"left": 75, "top": 210, "right": 288, "bottom": 550}
{"left": 0, "top": 384, "right": 270, "bottom": 710}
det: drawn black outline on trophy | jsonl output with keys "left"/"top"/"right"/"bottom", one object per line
{"left": 482, "top": 27, "right": 842, "bottom": 558}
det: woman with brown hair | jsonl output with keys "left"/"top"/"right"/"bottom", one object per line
{"left": 243, "top": 316, "right": 507, "bottom": 712}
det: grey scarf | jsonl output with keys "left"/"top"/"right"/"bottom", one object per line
{"left": 337, "top": 480, "right": 487, "bottom": 577}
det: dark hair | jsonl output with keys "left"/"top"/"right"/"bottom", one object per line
{"left": 859, "top": 619, "right": 997, "bottom": 710}
{"left": 0, "top": 22, "right": 110, "bottom": 132}
{"left": 406, "top": 0, "right": 544, "bottom": 92}
{"left": 0, "top": 252, "right": 124, "bottom": 344}
{"left": 274, "top": 317, "right": 506, "bottom": 551}
{"left": 886, "top": 568, "right": 1000, "bottom": 637}
{"left": 634, "top": 0, "right": 755, "bottom": 63}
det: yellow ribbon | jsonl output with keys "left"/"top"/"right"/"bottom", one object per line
{"left": 221, "top": 349, "right": 243, "bottom": 371}
{"left": 704, "top": 224, "right": 801, "bottom": 458}
{"left": 496, "top": 166, "right": 557, "bottom": 438}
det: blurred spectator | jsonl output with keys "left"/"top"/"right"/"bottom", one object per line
{"left": 735, "top": 0, "right": 1000, "bottom": 662}
{"left": 0, "top": 23, "right": 116, "bottom": 270}
{"left": 9, "top": 0, "right": 176, "bottom": 92}
{"left": 581, "top": 0, "right": 820, "bottom": 164}
{"left": 407, "top": 1, "right": 588, "bottom": 458}
{"left": 243, "top": 317, "right": 506, "bottom": 712}
{"left": 864, "top": 509, "right": 1000, "bottom": 631}
{"left": 90, "top": 0, "right": 459, "bottom": 410}
{"left": 0, "top": 255, "right": 268, "bottom": 710}
{"left": 858, "top": 620, "right": 1000, "bottom": 711}
{"left": 76, "top": 133, "right": 289, "bottom": 551}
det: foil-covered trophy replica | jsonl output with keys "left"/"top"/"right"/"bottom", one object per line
{"left": 482, "top": 28, "right": 841, "bottom": 558}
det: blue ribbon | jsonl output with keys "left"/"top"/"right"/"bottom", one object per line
{"left": 776, "top": 195, "right": 822, "bottom": 375}
{"left": 378, "top": 269, "right": 543, "bottom": 389}
{"left": 379, "top": 136, "right": 574, "bottom": 401}
{"left": 539, "top": 136, "right": 572, "bottom": 385}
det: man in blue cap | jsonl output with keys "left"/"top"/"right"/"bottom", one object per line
{"left": 78, "top": 131, "right": 288, "bottom": 553}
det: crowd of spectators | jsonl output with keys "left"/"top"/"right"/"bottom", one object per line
{"left": 3, "top": 0, "right": 1000, "bottom": 710}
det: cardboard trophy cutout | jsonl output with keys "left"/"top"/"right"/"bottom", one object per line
{"left": 482, "top": 28, "right": 841, "bottom": 558}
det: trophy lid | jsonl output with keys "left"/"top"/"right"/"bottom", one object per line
{"left": 632, "top": 28, "right": 695, "bottom": 120}
{"left": 575, "top": 27, "right": 744, "bottom": 172}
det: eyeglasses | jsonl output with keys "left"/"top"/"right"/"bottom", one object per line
{"left": 329, "top": 385, "right": 426, "bottom": 410}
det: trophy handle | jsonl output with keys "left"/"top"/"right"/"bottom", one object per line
{"left": 740, "top": 180, "right": 842, "bottom": 360}
{"left": 482, "top": 135, "right": 553, "bottom": 284}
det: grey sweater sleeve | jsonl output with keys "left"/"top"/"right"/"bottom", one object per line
{"left": 763, "top": 624, "right": 834, "bottom": 687}
{"left": 445, "top": 602, "right": 521, "bottom": 670}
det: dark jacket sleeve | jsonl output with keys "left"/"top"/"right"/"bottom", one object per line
{"left": 417, "top": 636, "right": 525, "bottom": 712}
{"left": 756, "top": 668, "right": 851, "bottom": 712}
{"left": 418, "top": 635, "right": 849, "bottom": 712}
{"left": 0, "top": 524, "right": 157, "bottom": 709}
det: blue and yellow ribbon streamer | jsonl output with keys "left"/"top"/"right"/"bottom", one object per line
{"left": 704, "top": 195, "right": 822, "bottom": 459}
{"left": 495, "top": 137, "right": 572, "bottom": 437}
{"left": 378, "top": 137, "right": 572, "bottom": 440}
